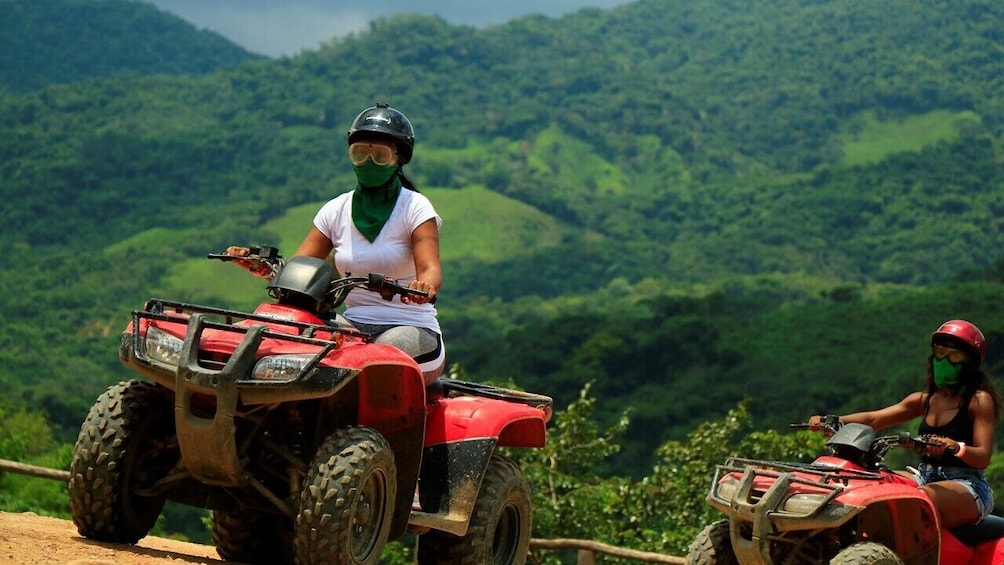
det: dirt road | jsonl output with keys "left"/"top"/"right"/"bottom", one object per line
{"left": 0, "top": 511, "right": 224, "bottom": 565}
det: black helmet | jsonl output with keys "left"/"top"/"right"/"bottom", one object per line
{"left": 267, "top": 256, "right": 333, "bottom": 312}
{"left": 347, "top": 103, "right": 415, "bottom": 164}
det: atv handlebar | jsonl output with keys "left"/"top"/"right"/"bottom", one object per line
{"left": 874, "top": 431, "right": 941, "bottom": 455}
{"left": 791, "top": 414, "right": 842, "bottom": 435}
{"left": 210, "top": 246, "right": 431, "bottom": 310}
{"left": 793, "top": 418, "right": 948, "bottom": 462}
{"left": 208, "top": 246, "right": 285, "bottom": 278}
{"left": 207, "top": 245, "right": 281, "bottom": 262}
{"left": 336, "top": 273, "right": 429, "bottom": 301}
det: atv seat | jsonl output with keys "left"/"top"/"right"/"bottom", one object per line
{"left": 951, "top": 514, "right": 1004, "bottom": 546}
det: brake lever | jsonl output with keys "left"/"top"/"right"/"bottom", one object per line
{"left": 207, "top": 245, "right": 283, "bottom": 263}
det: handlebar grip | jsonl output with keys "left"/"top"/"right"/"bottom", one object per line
{"left": 366, "top": 273, "right": 430, "bottom": 298}
{"left": 207, "top": 253, "right": 240, "bottom": 261}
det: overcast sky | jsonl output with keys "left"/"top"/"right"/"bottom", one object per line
{"left": 147, "top": 1, "right": 633, "bottom": 57}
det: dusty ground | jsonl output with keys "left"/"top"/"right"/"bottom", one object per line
{"left": 0, "top": 511, "right": 225, "bottom": 565}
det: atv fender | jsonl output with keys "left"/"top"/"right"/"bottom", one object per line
{"left": 424, "top": 396, "right": 548, "bottom": 447}
{"left": 351, "top": 360, "right": 429, "bottom": 540}
{"left": 850, "top": 490, "right": 940, "bottom": 564}
{"left": 409, "top": 397, "right": 547, "bottom": 536}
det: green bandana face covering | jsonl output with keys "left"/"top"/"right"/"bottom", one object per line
{"left": 933, "top": 358, "right": 962, "bottom": 389}
{"left": 354, "top": 162, "right": 398, "bottom": 188}
{"left": 351, "top": 169, "right": 401, "bottom": 242}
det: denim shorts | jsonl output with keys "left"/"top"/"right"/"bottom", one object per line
{"left": 918, "top": 463, "right": 994, "bottom": 522}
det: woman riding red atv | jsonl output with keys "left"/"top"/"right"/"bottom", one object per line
{"left": 810, "top": 319, "right": 1001, "bottom": 530}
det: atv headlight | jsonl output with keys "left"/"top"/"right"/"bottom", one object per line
{"left": 145, "top": 326, "right": 183, "bottom": 366}
{"left": 713, "top": 476, "right": 741, "bottom": 502}
{"left": 253, "top": 355, "right": 313, "bottom": 381}
{"left": 782, "top": 493, "right": 829, "bottom": 515}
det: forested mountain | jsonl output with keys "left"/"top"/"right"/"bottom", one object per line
{"left": 0, "top": 0, "right": 262, "bottom": 93}
{"left": 2, "top": 0, "right": 1004, "bottom": 487}
{"left": 4, "top": 0, "right": 1003, "bottom": 284}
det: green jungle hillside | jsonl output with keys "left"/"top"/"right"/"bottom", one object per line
{"left": 0, "top": 0, "right": 262, "bottom": 93}
{"left": 3, "top": 0, "right": 1004, "bottom": 553}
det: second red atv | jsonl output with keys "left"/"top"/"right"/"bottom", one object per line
{"left": 68, "top": 247, "right": 552, "bottom": 565}
{"left": 688, "top": 417, "right": 1004, "bottom": 564}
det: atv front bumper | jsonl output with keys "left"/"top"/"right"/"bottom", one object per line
{"left": 120, "top": 303, "right": 361, "bottom": 485}
{"left": 707, "top": 459, "right": 861, "bottom": 564}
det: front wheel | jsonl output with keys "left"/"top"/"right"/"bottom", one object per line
{"left": 418, "top": 455, "right": 532, "bottom": 565}
{"left": 686, "top": 519, "right": 738, "bottom": 565}
{"left": 829, "top": 542, "right": 904, "bottom": 565}
{"left": 68, "top": 380, "right": 175, "bottom": 544}
{"left": 293, "top": 426, "right": 396, "bottom": 565}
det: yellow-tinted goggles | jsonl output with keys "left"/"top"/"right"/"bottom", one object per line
{"left": 932, "top": 344, "right": 968, "bottom": 364}
{"left": 348, "top": 142, "right": 397, "bottom": 166}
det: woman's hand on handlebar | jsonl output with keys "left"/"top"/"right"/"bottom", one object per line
{"left": 804, "top": 414, "right": 841, "bottom": 436}
{"left": 807, "top": 414, "right": 833, "bottom": 431}
{"left": 222, "top": 246, "right": 272, "bottom": 278}
{"left": 921, "top": 435, "right": 960, "bottom": 457}
{"left": 402, "top": 279, "right": 436, "bottom": 304}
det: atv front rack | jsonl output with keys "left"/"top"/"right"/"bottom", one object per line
{"left": 709, "top": 457, "right": 885, "bottom": 518}
{"left": 708, "top": 457, "right": 883, "bottom": 564}
{"left": 123, "top": 299, "right": 368, "bottom": 408}
{"left": 715, "top": 457, "right": 885, "bottom": 487}
{"left": 121, "top": 299, "right": 379, "bottom": 486}
{"left": 710, "top": 458, "right": 846, "bottom": 521}
{"left": 141, "top": 298, "right": 370, "bottom": 340}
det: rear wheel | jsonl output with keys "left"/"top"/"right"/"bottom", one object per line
{"left": 418, "top": 455, "right": 532, "bottom": 565}
{"left": 68, "top": 380, "right": 175, "bottom": 543}
{"left": 211, "top": 509, "right": 293, "bottom": 565}
{"left": 829, "top": 542, "right": 904, "bottom": 565}
{"left": 687, "top": 519, "right": 738, "bottom": 565}
{"left": 293, "top": 426, "right": 396, "bottom": 565}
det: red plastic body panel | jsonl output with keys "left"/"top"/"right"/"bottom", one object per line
{"left": 942, "top": 531, "right": 975, "bottom": 564}
{"left": 252, "top": 303, "right": 326, "bottom": 325}
{"left": 940, "top": 530, "right": 1004, "bottom": 565}
{"left": 424, "top": 396, "right": 548, "bottom": 448}
{"left": 970, "top": 536, "right": 1004, "bottom": 564}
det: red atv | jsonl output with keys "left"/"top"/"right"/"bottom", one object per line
{"left": 68, "top": 247, "right": 552, "bottom": 565}
{"left": 688, "top": 417, "right": 1004, "bottom": 564}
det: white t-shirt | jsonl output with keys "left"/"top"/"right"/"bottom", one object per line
{"left": 313, "top": 188, "right": 442, "bottom": 333}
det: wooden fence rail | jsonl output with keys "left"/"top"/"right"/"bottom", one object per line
{"left": 0, "top": 458, "right": 71, "bottom": 482}
{"left": 1, "top": 458, "right": 687, "bottom": 563}
{"left": 530, "top": 538, "right": 686, "bottom": 564}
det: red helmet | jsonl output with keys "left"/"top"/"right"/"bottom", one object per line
{"left": 931, "top": 319, "right": 986, "bottom": 365}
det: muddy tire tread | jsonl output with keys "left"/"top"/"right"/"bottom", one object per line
{"left": 829, "top": 542, "right": 904, "bottom": 565}
{"left": 686, "top": 519, "right": 738, "bottom": 565}
{"left": 417, "top": 455, "right": 532, "bottom": 565}
{"left": 68, "top": 379, "right": 170, "bottom": 544}
{"left": 293, "top": 426, "right": 396, "bottom": 565}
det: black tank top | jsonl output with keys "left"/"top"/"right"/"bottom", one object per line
{"left": 918, "top": 394, "right": 974, "bottom": 468}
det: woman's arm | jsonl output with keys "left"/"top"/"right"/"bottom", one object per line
{"left": 407, "top": 218, "right": 441, "bottom": 304}
{"left": 293, "top": 226, "right": 335, "bottom": 259}
{"left": 838, "top": 391, "right": 926, "bottom": 430}
{"left": 959, "top": 391, "right": 995, "bottom": 469}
